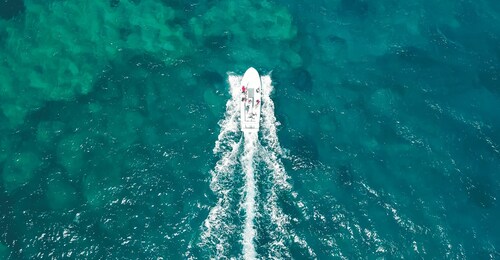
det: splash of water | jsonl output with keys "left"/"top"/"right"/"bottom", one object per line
{"left": 198, "top": 75, "right": 242, "bottom": 257}
{"left": 198, "top": 73, "right": 314, "bottom": 259}
{"left": 241, "top": 132, "right": 258, "bottom": 259}
{"left": 259, "top": 75, "right": 315, "bottom": 259}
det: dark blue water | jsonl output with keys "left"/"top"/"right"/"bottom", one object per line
{"left": 0, "top": 0, "right": 499, "bottom": 258}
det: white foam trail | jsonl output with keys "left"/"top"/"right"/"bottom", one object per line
{"left": 201, "top": 139, "right": 240, "bottom": 251}
{"left": 241, "top": 131, "right": 258, "bottom": 259}
{"left": 260, "top": 76, "right": 286, "bottom": 157}
{"left": 214, "top": 74, "right": 242, "bottom": 154}
{"left": 199, "top": 73, "right": 314, "bottom": 259}
{"left": 199, "top": 75, "right": 243, "bottom": 257}
{"left": 259, "top": 75, "right": 316, "bottom": 259}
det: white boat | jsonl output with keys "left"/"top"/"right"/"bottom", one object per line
{"left": 240, "top": 67, "right": 262, "bottom": 133}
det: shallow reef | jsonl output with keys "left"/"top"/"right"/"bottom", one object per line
{"left": 0, "top": 0, "right": 499, "bottom": 258}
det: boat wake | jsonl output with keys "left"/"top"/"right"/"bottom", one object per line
{"left": 241, "top": 131, "right": 258, "bottom": 259}
{"left": 192, "top": 74, "right": 315, "bottom": 259}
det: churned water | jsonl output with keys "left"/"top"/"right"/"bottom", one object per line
{"left": 0, "top": 0, "right": 499, "bottom": 259}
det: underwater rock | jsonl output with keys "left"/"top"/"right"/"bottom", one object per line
{"left": 46, "top": 178, "right": 78, "bottom": 210}
{"left": 83, "top": 172, "right": 109, "bottom": 209}
{"left": 478, "top": 65, "right": 500, "bottom": 96}
{"left": 56, "top": 134, "right": 87, "bottom": 179}
{"left": 36, "top": 121, "right": 66, "bottom": 146}
{"left": 466, "top": 179, "right": 495, "bottom": 209}
{"left": 189, "top": 0, "right": 296, "bottom": 42}
{"left": 0, "top": 24, "right": 7, "bottom": 47}
{"left": 0, "top": 243, "right": 9, "bottom": 259}
{"left": 340, "top": 0, "right": 374, "bottom": 16}
{"left": 109, "top": 0, "right": 120, "bottom": 8}
{"left": 2, "top": 151, "right": 41, "bottom": 192}
{"left": 284, "top": 49, "right": 303, "bottom": 68}
{"left": 106, "top": 110, "right": 144, "bottom": 147}
{"left": 395, "top": 46, "right": 438, "bottom": 67}
{"left": 201, "top": 70, "right": 224, "bottom": 85}
{"left": 293, "top": 68, "right": 313, "bottom": 92}
{"left": 327, "top": 35, "right": 347, "bottom": 45}
{"left": 292, "top": 135, "right": 319, "bottom": 161}
{"left": 275, "top": 68, "right": 313, "bottom": 93}
{"left": 0, "top": 0, "right": 192, "bottom": 128}
{"left": 318, "top": 35, "right": 348, "bottom": 64}
{"left": 370, "top": 88, "right": 397, "bottom": 116}
{"left": 203, "top": 89, "right": 224, "bottom": 117}
{"left": 0, "top": 138, "right": 10, "bottom": 164}
{"left": 203, "top": 34, "right": 232, "bottom": 51}
{"left": 0, "top": 0, "right": 25, "bottom": 20}
{"left": 92, "top": 74, "right": 123, "bottom": 102}
{"left": 83, "top": 156, "right": 122, "bottom": 209}
{"left": 188, "top": 0, "right": 297, "bottom": 69}
{"left": 318, "top": 114, "right": 337, "bottom": 134}
{"left": 336, "top": 165, "right": 354, "bottom": 187}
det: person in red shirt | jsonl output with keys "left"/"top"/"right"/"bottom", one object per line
{"left": 242, "top": 86, "right": 246, "bottom": 93}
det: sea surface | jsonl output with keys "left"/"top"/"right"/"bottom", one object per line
{"left": 0, "top": 0, "right": 499, "bottom": 259}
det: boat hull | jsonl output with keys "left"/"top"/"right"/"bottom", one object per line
{"left": 240, "top": 67, "right": 262, "bottom": 133}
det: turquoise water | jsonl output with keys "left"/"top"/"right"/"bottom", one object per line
{"left": 0, "top": 0, "right": 499, "bottom": 258}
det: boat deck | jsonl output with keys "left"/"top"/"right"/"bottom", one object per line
{"left": 240, "top": 68, "right": 261, "bottom": 132}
